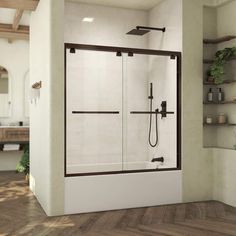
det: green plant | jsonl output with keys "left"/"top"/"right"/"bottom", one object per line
{"left": 209, "top": 47, "right": 236, "bottom": 84}
{"left": 16, "top": 144, "right": 29, "bottom": 175}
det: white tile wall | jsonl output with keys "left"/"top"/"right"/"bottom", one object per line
{"left": 148, "top": 0, "right": 181, "bottom": 167}
{"left": 65, "top": 1, "right": 179, "bottom": 171}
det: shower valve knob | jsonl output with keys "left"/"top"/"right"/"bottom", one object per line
{"left": 151, "top": 157, "right": 164, "bottom": 163}
{"left": 161, "top": 101, "right": 167, "bottom": 118}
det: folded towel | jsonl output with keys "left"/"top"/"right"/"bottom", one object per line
{"left": 3, "top": 144, "right": 20, "bottom": 151}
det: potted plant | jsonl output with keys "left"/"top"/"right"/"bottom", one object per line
{"left": 16, "top": 144, "right": 29, "bottom": 182}
{"left": 209, "top": 47, "right": 236, "bottom": 84}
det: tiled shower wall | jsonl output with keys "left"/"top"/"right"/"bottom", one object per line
{"left": 65, "top": 1, "right": 179, "bottom": 169}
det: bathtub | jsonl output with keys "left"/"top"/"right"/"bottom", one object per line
{"left": 65, "top": 161, "right": 182, "bottom": 214}
{"left": 67, "top": 161, "right": 167, "bottom": 174}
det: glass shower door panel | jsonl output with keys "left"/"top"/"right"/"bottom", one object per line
{"left": 122, "top": 54, "right": 150, "bottom": 170}
{"left": 66, "top": 50, "right": 122, "bottom": 174}
{"left": 124, "top": 54, "right": 177, "bottom": 171}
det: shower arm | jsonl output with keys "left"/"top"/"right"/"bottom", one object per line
{"left": 136, "top": 26, "right": 166, "bottom": 32}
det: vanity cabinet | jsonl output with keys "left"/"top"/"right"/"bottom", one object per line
{"left": 0, "top": 127, "right": 29, "bottom": 143}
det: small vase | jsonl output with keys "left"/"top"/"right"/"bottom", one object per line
{"left": 207, "top": 77, "right": 214, "bottom": 83}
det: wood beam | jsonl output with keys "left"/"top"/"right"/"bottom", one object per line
{"left": 0, "top": 24, "right": 29, "bottom": 40}
{"left": 13, "top": 9, "right": 24, "bottom": 31}
{"left": 0, "top": 0, "right": 39, "bottom": 11}
{"left": 9, "top": 9, "right": 24, "bottom": 43}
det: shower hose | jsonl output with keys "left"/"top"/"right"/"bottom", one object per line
{"left": 148, "top": 99, "right": 158, "bottom": 147}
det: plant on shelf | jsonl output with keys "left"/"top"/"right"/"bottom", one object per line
{"left": 16, "top": 144, "right": 29, "bottom": 180}
{"left": 208, "top": 47, "right": 236, "bottom": 84}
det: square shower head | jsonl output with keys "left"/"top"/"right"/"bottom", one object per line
{"left": 126, "top": 29, "right": 150, "bottom": 36}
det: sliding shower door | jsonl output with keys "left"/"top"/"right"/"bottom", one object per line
{"left": 122, "top": 54, "right": 149, "bottom": 170}
{"left": 66, "top": 49, "right": 123, "bottom": 174}
{"left": 123, "top": 54, "right": 178, "bottom": 171}
{"left": 65, "top": 44, "right": 181, "bottom": 176}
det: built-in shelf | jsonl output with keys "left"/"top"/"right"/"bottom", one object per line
{"left": 204, "top": 146, "right": 236, "bottom": 151}
{"left": 203, "top": 56, "right": 236, "bottom": 64}
{"left": 203, "top": 100, "right": 236, "bottom": 105}
{"left": 203, "top": 80, "right": 236, "bottom": 85}
{"left": 203, "top": 35, "right": 236, "bottom": 44}
{"left": 203, "top": 123, "right": 236, "bottom": 126}
{"left": 0, "top": 143, "right": 28, "bottom": 152}
{"left": 203, "top": 59, "right": 214, "bottom": 64}
{"left": 203, "top": 33, "right": 236, "bottom": 151}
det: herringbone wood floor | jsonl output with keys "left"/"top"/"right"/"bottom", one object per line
{"left": 1, "top": 171, "right": 236, "bottom": 236}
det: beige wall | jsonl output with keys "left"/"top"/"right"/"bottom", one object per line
{"left": 203, "top": 7, "right": 217, "bottom": 39}
{"left": 30, "top": 0, "right": 64, "bottom": 216}
{"left": 203, "top": 7, "right": 217, "bottom": 148}
{"left": 182, "top": 0, "right": 213, "bottom": 202}
{"left": 213, "top": 148, "right": 236, "bottom": 206}
{"left": 189, "top": 0, "right": 236, "bottom": 206}
{"left": 217, "top": 0, "right": 236, "bottom": 35}
{"left": 212, "top": 0, "right": 236, "bottom": 207}
{"left": 50, "top": 0, "right": 65, "bottom": 216}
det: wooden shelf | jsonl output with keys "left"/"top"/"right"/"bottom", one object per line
{"left": 203, "top": 56, "right": 236, "bottom": 64}
{"left": 0, "top": 141, "right": 29, "bottom": 145}
{"left": 203, "top": 123, "right": 236, "bottom": 126}
{"left": 204, "top": 146, "right": 236, "bottom": 150}
{"left": 203, "top": 59, "right": 214, "bottom": 64}
{"left": 203, "top": 100, "right": 236, "bottom": 105}
{"left": 203, "top": 80, "right": 236, "bottom": 85}
{"left": 203, "top": 35, "right": 236, "bottom": 44}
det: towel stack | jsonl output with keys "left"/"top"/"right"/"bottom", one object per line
{"left": 3, "top": 144, "right": 20, "bottom": 151}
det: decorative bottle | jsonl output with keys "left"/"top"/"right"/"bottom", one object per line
{"left": 207, "top": 88, "right": 213, "bottom": 102}
{"left": 218, "top": 88, "right": 224, "bottom": 102}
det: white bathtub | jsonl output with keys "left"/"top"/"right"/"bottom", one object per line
{"left": 65, "top": 168, "right": 182, "bottom": 214}
{"left": 67, "top": 161, "right": 167, "bottom": 174}
{"left": 65, "top": 160, "right": 181, "bottom": 214}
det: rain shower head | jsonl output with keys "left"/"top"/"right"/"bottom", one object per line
{"left": 127, "top": 28, "right": 150, "bottom": 36}
{"left": 126, "top": 26, "right": 165, "bottom": 36}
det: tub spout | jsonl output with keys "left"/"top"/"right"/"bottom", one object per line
{"left": 151, "top": 157, "right": 164, "bottom": 163}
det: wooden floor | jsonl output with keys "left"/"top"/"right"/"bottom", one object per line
{"left": 1, "top": 172, "right": 236, "bottom": 236}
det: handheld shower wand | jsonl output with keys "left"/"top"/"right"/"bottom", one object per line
{"left": 148, "top": 83, "right": 153, "bottom": 100}
{"left": 148, "top": 83, "right": 158, "bottom": 148}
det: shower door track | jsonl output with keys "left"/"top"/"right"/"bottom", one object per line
{"left": 64, "top": 43, "right": 182, "bottom": 177}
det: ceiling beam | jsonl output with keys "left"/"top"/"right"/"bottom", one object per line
{"left": 8, "top": 9, "right": 24, "bottom": 43}
{"left": 0, "top": 23, "right": 29, "bottom": 40}
{"left": 0, "top": 0, "right": 39, "bottom": 11}
{"left": 13, "top": 9, "right": 24, "bottom": 31}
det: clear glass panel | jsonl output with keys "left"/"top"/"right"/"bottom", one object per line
{"left": 66, "top": 48, "right": 179, "bottom": 175}
{"left": 123, "top": 54, "right": 177, "bottom": 171}
{"left": 66, "top": 49, "right": 123, "bottom": 174}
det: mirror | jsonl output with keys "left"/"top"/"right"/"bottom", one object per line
{"left": 24, "top": 70, "right": 30, "bottom": 118}
{"left": 0, "top": 66, "right": 11, "bottom": 117}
